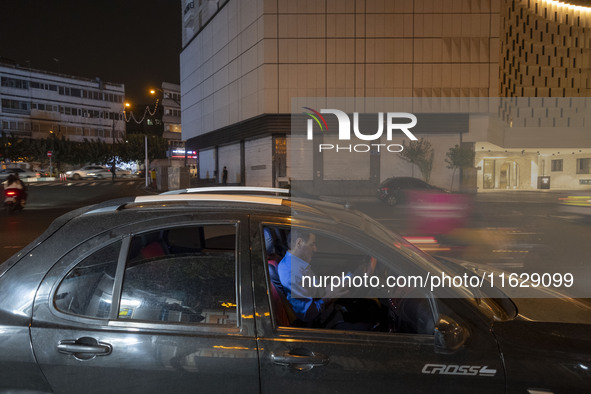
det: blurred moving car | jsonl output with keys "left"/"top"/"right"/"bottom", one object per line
{"left": 377, "top": 176, "right": 446, "bottom": 206}
{"left": 0, "top": 187, "right": 589, "bottom": 393}
{"left": 65, "top": 165, "right": 110, "bottom": 180}
{"left": 35, "top": 168, "right": 52, "bottom": 177}
{"left": 113, "top": 167, "right": 133, "bottom": 178}
{"left": 0, "top": 168, "right": 38, "bottom": 181}
{"left": 558, "top": 195, "right": 591, "bottom": 216}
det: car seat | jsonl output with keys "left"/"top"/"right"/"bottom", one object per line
{"left": 268, "top": 257, "right": 299, "bottom": 326}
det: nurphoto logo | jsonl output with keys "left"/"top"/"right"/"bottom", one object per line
{"left": 303, "top": 108, "right": 418, "bottom": 153}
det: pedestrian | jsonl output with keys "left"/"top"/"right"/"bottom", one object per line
{"left": 111, "top": 162, "right": 117, "bottom": 182}
{"left": 150, "top": 168, "right": 157, "bottom": 188}
{"left": 222, "top": 166, "right": 228, "bottom": 184}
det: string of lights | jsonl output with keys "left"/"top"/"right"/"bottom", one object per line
{"left": 123, "top": 99, "right": 159, "bottom": 124}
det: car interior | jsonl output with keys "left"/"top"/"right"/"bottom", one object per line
{"left": 121, "top": 225, "right": 238, "bottom": 325}
{"left": 55, "top": 226, "right": 239, "bottom": 326}
{"left": 263, "top": 225, "right": 436, "bottom": 335}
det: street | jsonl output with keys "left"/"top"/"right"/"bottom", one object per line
{"left": 352, "top": 191, "right": 591, "bottom": 298}
{"left": 0, "top": 178, "right": 149, "bottom": 262}
{"left": 1, "top": 184, "right": 590, "bottom": 297}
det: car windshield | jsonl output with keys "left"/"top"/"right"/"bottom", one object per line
{"left": 296, "top": 202, "right": 516, "bottom": 320}
{"left": 369, "top": 218, "right": 515, "bottom": 319}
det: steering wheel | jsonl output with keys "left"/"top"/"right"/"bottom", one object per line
{"left": 384, "top": 287, "right": 435, "bottom": 334}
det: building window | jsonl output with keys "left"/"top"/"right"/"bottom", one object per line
{"left": 1, "top": 77, "right": 29, "bottom": 89}
{"left": 577, "top": 158, "right": 591, "bottom": 174}
{"left": 551, "top": 159, "right": 563, "bottom": 172}
{"left": 1, "top": 99, "right": 30, "bottom": 114}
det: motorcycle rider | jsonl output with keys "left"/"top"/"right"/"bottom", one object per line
{"left": 3, "top": 174, "right": 27, "bottom": 208}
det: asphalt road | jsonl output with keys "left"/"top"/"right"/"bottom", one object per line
{"left": 0, "top": 178, "right": 150, "bottom": 262}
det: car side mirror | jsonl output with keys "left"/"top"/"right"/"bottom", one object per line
{"left": 434, "top": 314, "right": 469, "bottom": 354}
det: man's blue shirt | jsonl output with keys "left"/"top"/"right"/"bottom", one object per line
{"left": 277, "top": 251, "right": 325, "bottom": 323}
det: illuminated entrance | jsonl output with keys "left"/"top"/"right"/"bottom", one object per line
{"left": 481, "top": 158, "right": 521, "bottom": 190}
{"left": 499, "top": 161, "right": 519, "bottom": 189}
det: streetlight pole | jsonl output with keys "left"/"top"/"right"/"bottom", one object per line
{"left": 49, "top": 128, "right": 59, "bottom": 176}
{"left": 123, "top": 101, "right": 151, "bottom": 188}
{"left": 145, "top": 135, "right": 149, "bottom": 188}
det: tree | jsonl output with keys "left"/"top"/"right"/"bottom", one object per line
{"left": 445, "top": 144, "right": 475, "bottom": 191}
{"left": 1, "top": 133, "right": 168, "bottom": 170}
{"left": 116, "top": 134, "right": 168, "bottom": 164}
{"left": 400, "top": 138, "right": 434, "bottom": 183}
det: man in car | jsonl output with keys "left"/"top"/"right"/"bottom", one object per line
{"left": 277, "top": 229, "right": 347, "bottom": 327}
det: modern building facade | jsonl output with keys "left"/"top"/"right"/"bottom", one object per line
{"left": 0, "top": 60, "right": 126, "bottom": 145}
{"left": 179, "top": 0, "right": 591, "bottom": 192}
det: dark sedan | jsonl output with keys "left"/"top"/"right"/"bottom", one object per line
{"left": 377, "top": 176, "right": 446, "bottom": 206}
{"left": 0, "top": 187, "right": 589, "bottom": 393}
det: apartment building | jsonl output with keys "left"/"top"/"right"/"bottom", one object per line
{"left": 0, "top": 60, "right": 125, "bottom": 144}
{"left": 161, "top": 81, "right": 182, "bottom": 142}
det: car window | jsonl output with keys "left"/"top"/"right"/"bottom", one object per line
{"left": 407, "top": 178, "right": 427, "bottom": 188}
{"left": 54, "top": 241, "right": 121, "bottom": 319}
{"left": 119, "top": 225, "right": 238, "bottom": 326}
{"left": 396, "top": 179, "right": 410, "bottom": 188}
{"left": 263, "top": 225, "right": 435, "bottom": 335}
{"left": 385, "top": 178, "right": 399, "bottom": 188}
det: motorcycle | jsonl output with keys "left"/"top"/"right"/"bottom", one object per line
{"left": 4, "top": 188, "right": 26, "bottom": 213}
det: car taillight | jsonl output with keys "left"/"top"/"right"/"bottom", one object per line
{"left": 5, "top": 191, "right": 16, "bottom": 196}
{"left": 381, "top": 187, "right": 389, "bottom": 192}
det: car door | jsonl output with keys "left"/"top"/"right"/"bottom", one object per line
{"left": 250, "top": 217, "right": 505, "bottom": 393}
{"left": 30, "top": 216, "right": 259, "bottom": 394}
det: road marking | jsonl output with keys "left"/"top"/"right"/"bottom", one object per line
{"left": 26, "top": 179, "right": 142, "bottom": 187}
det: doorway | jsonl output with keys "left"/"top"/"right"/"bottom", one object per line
{"left": 500, "top": 161, "right": 519, "bottom": 189}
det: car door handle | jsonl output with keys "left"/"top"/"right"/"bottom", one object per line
{"left": 272, "top": 349, "right": 329, "bottom": 370}
{"left": 58, "top": 337, "right": 112, "bottom": 360}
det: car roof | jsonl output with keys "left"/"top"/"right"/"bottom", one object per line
{"left": 83, "top": 187, "right": 331, "bottom": 218}
{"left": 385, "top": 176, "right": 426, "bottom": 181}
{"left": 1, "top": 187, "right": 380, "bottom": 278}
{"left": 381, "top": 176, "right": 427, "bottom": 184}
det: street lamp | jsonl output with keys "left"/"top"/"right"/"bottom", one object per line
{"left": 150, "top": 88, "right": 181, "bottom": 106}
{"left": 49, "top": 128, "right": 61, "bottom": 176}
{"left": 123, "top": 101, "right": 150, "bottom": 188}
{"left": 110, "top": 102, "right": 129, "bottom": 181}
{"left": 150, "top": 87, "right": 185, "bottom": 166}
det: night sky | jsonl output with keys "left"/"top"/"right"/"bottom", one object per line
{"left": 0, "top": 0, "right": 181, "bottom": 105}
